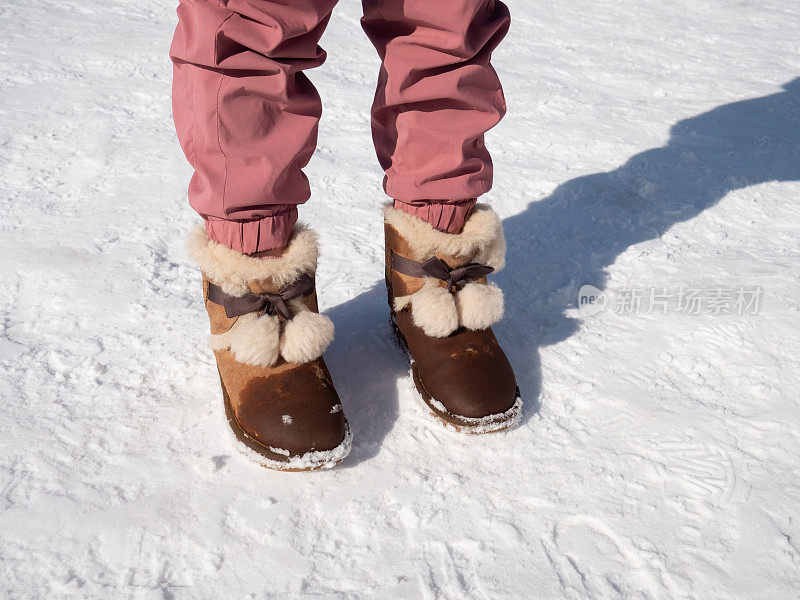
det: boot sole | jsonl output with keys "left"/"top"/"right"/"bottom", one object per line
{"left": 220, "top": 373, "right": 352, "bottom": 471}
{"left": 390, "top": 314, "right": 522, "bottom": 434}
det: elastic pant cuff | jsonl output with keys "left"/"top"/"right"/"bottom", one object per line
{"left": 205, "top": 208, "right": 298, "bottom": 254}
{"left": 392, "top": 199, "right": 477, "bottom": 234}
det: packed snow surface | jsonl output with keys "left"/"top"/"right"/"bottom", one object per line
{"left": 1, "top": 0, "right": 800, "bottom": 598}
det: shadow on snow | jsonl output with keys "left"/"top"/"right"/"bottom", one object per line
{"left": 326, "top": 78, "right": 800, "bottom": 465}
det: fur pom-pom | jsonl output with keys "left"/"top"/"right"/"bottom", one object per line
{"left": 217, "top": 313, "right": 281, "bottom": 367}
{"left": 280, "top": 309, "right": 335, "bottom": 364}
{"left": 393, "top": 295, "right": 413, "bottom": 313}
{"left": 456, "top": 282, "right": 505, "bottom": 331}
{"left": 411, "top": 282, "right": 459, "bottom": 338}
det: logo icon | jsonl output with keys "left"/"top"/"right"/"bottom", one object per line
{"left": 578, "top": 285, "right": 608, "bottom": 316}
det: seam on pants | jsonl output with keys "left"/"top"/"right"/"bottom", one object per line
{"left": 214, "top": 9, "right": 235, "bottom": 222}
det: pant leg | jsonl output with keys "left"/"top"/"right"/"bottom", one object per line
{"left": 170, "top": 0, "right": 338, "bottom": 253}
{"left": 361, "top": 0, "right": 510, "bottom": 232}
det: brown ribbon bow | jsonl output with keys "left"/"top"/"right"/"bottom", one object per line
{"left": 206, "top": 273, "right": 315, "bottom": 320}
{"left": 391, "top": 251, "right": 494, "bottom": 293}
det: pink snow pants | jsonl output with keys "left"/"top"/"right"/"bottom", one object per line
{"left": 170, "top": 0, "right": 510, "bottom": 253}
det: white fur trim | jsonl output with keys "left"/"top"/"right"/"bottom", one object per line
{"left": 383, "top": 203, "right": 506, "bottom": 270}
{"left": 410, "top": 281, "right": 460, "bottom": 338}
{"left": 186, "top": 222, "right": 319, "bottom": 296}
{"left": 456, "top": 282, "right": 504, "bottom": 331}
{"left": 280, "top": 308, "right": 335, "bottom": 364}
{"left": 210, "top": 312, "right": 281, "bottom": 367}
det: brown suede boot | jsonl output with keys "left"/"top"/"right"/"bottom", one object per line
{"left": 384, "top": 204, "right": 522, "bottom": 433}
{"left": 187, "top": 223, "right": 351, "bottom": 470}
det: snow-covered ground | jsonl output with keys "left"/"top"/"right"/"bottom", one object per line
{"left": 2, "top": 0, "right": 800, "bottom": 597}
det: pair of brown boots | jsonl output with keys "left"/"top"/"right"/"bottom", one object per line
{"left": 188, "top": 204, "right": 521, "bottom": 471}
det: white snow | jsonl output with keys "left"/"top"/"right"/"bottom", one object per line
{"left": 2, "top": 0, "right": 800, "bottom": 598}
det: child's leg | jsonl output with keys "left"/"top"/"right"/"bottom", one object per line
{"left": 361, "top": 0, "right": 511, "bottom": 232}
{"left": 365, "top": 1, "right": 519, "bottom": 432}
{"left": 170, "top": 0, "right": 338, "bottom": 253}
{"left": 174, "top": 2, "right": 352, "bottom": 470}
